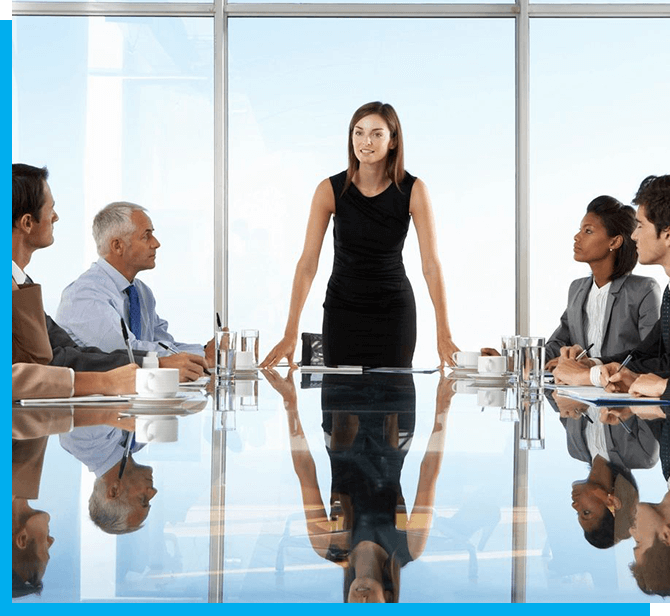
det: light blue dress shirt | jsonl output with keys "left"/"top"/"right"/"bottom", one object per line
{"left": 59, "top": 425, "right": 145, "bottom": 478}
{"left": 56, "top": 258, "right": 205, "bottom": 356}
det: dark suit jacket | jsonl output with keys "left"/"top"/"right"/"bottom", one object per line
{"left": 545, "top": 274, "right": 660, "bottom": 361}
{"left": 46, "top": 314, "right": 144, "bottom": 371}
{"left": 15, "top": 274, "right": 144, "bottom": 371}
{"left": 602, "top": 320, "right": 670, "bottom": 396}
{"left": 561, "top": 415, "right": 659, "bottom": 470}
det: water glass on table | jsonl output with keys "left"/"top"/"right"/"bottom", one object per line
{"left": 236, "top": 329, "right": 259, "bottom": 371}
{"left": 216, "top": 330, "right": 237, "bottom": 379}
{"left": 517, "top": 336, "right": 545, "bottom": 391}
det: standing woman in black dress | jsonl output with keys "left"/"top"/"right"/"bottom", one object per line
{"left": 261, "top": 102, "right": 459, "bottom": 369}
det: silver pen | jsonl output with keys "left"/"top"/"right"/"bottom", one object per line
{"left": 575, "top": 343, "right": 594, "bottom": 361}
{"left": 120, "top": 317, "right": 135, "bottom": 365}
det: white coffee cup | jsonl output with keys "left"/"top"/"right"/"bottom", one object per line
{"left": 452, "top": 351, "right": 480, "bottom": 369}
{"left": 477, "top": 388, "right": 505, "bottom": 407}
{"left": 135, "top": 415, "right": 178, "bottom": 443}
{"left": 135, "top": 368, "right": 180, "bottom": 398}
{"left": 477, "top": 355, "right": 507, "bottom": 375}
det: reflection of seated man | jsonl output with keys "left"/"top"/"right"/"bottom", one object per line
{"left": 264, "top": 369, "right": 452, "bottom": 603}
{"left": 553, "top": 175, "right": 670, "bottom": 393}
{"left": 550, "top": 394, "right": 657, "bottom": 549}
{"left": 59, "top": 425, "right": 157, "bottom": 534}
{"left": 56, "top": 201, "right": 212, "bottom": 380}
{"left": 12, "top": 407, "right": 136, "bottom": 597}
{"left": 12, "top": 501, "right": 52, "bottom": 599}
{"left": 629, "top": 488, "right": 670, "bottom": 597}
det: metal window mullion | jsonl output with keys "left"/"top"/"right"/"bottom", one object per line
{"left": 13, "top": 3, "right": 670, "bottom": 18}
{"left": 512, "top": 0, "right": 530, "bottom": 604}
{"left": 208, "top": 0, "right": 227, "bottom": 603}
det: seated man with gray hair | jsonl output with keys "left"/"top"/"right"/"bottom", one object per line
{"left": 56, "top": 202, "right": 213, "bottom": 381}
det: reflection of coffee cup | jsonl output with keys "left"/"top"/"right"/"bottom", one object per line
{"left": 477, "top": 355, "right": 507, "bottom": 375}
{"left": 452, "top": 380, "right": 477, "bottom": 394}
{"left": 135, "top": 415, "right": 178, "bottom": 443}
{"left": 136, "top": 368, "right": 179, "bottom": 398}
{"left": 452, "top": 351, "right": 480, "bottom": 369}
{"left": 477, "top": 388, "right": 505, "bottom": 407}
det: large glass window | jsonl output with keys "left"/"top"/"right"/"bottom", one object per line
{"left": 229, "top": 17, "right": 516, "bottom": 362}
{"left": 529, "top": 18, "right": 670, "bottom": 343}
{"left": 12, "top": 16, "right": 214, "bottom": 344}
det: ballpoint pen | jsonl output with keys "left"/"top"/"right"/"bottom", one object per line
{"left": 619, "top": 418, "right": 633, "bottom": 435}
{"left": 120, "top": 317, "right": 135, "bottom": 365}
{"left": 158, "top": 341, "right": 177, "bottom": 355}
{"left": 118, "top": 431, "right": 135, "bottom": 479}
{"left": 605, "top": 353, "right": 633, "bottom": 386}
{"left": 158, "top": 341, "right": 211, "bottom": 375}
{"left": 575, "top": 343, "right": 594, "bottom": 361}
{"left": 216, "top": 312, "right": 222, "bottom": 330}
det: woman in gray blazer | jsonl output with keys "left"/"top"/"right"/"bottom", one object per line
{"left": 545, "top": 196, "right": 661, "bottom": 364}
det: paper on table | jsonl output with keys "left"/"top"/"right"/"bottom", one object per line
{"left": 16, "top": 395, "right": 131, "bottom": 406}
{"left": 366, "top": 367, "right": 440, "bottom": 374}
{"left": 554, "top": 386, "right": 664, "bottom": 405}
{"left": 300, "top": 365, "right": 363, "bottom": 374}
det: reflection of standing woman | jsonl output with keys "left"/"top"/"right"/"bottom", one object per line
{"left": 261, "top": 102, "right": 459, "bottom": 368}
{"left": 545, "top": 196, "right": 661, "bottom": 365}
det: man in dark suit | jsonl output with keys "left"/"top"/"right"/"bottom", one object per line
{"left": 554, "top": 175, "right": 670, "bottom": 396}
{"left": 12, "top": 163, "right": 207, "bottom": 379}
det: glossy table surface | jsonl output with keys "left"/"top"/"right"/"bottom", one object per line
{"left": 11, "top": 369, "right": 669, "bottom": 603}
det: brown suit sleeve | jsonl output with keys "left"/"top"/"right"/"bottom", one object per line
{"left": 12, "top": 363, "right": 73, "bottom": 400}
{"left": 12, "top": 280, "right": 53, "bottom": 364}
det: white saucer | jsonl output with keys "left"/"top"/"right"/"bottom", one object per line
{"left": 120, "top": 407, "right": 192, "bottom": 416}
{"left": 469, "top": 372, "right": 511, "bottom": 379}
{"left": 129, "top": 393, "right": 188, "bottom": 406}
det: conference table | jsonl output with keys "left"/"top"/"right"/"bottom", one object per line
{"left": 11, "top": 368, "right": 669, "bottom": 603}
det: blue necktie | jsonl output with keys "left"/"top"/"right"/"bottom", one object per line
{"left": 125, "top": 284, "right": 142, "bottom": 339}
{"left": 662, "top": 285, "right": 670, "bottom": 352}
{"left": 660, "top": 419, "right": 670, "bottom": 482}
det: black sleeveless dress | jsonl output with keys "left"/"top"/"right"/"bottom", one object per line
{"left": 323, "top": 170, "right": 417, "bottom": 367}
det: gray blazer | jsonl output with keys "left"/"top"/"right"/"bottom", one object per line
{"left": 545, "top": 274, "right": 661, "bottom": 361}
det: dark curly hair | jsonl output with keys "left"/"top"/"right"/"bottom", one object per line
{"left": 584, "top": 508, "right": 615, "bottom": 549}
{"left": 586, "top": 195, "right": 638, "bottom": 280}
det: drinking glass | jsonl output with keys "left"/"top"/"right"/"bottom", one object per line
{"left": 216, "top": 330, "right": 237, "bottom": 379}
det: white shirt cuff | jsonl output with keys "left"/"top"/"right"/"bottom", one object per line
{"left": 68, "top": 367, "right": 76, "bottom": 397}
{"left": 589, "top": 365, "right": 602, "bottom": 387}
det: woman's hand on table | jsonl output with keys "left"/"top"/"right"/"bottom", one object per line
{"left": 260, "top": 336, "right": 298, "bottom": 369}
{"left": 437, "top": 335, "right": 459, "bottom": 369}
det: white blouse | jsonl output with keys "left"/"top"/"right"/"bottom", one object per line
{"left": 584, "top": 279, "right": 611, "bottom": 359}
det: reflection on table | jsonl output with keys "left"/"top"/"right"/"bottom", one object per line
{"left": 11, "top": 373, "right": 669, "bottom": 602}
